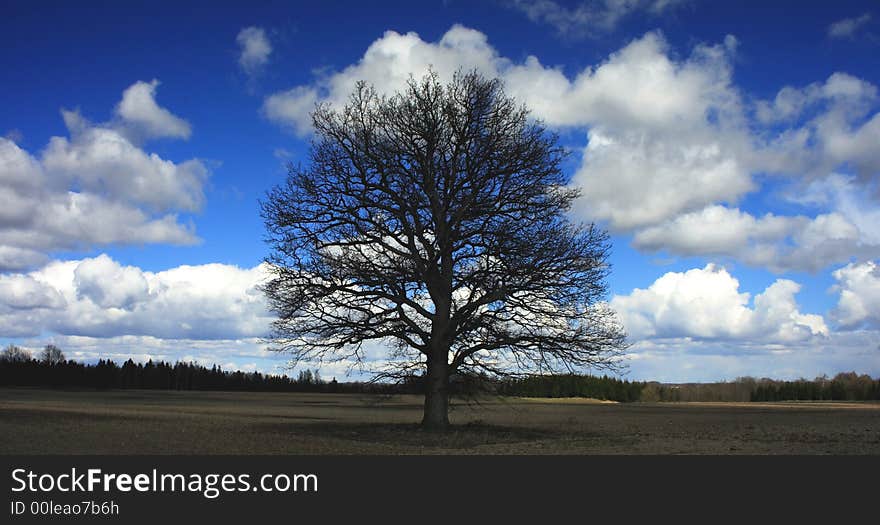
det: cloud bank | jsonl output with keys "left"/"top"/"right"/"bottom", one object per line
{"left": 0, "top": 254, "right": 272, "bottom": 340}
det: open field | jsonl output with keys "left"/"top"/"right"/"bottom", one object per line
{"left": 1, "top": 388, "right": 879, "bottom": 454}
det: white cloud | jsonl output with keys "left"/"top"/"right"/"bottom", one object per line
{"left": 74, "top": 255, "right": 150, "bottom": 309}
{"left": 808, "top": 175, "right": 880, "bottom": 245}
{"left": 633, "top": 205, "right": 798, "bottom": 258}
{"left": 0, "top": 81, "right": 206, "bottom": 271}
{"left": 832, "top": 261, "right": 880, "bottom": 328}
{"left": 0, "top": 246, "right": 48, "bottom": 271}
{"left": 263, "top": 87, "right": 320, "bottom": 136}
{"left": 611, "top": 264, "right": 827, "bottom": 342}
{"left": 756, "top": 72, "right": 877, "bottom": 124}
{"left": 43, "top": 111, "right": 206, "bottom": 212}
{"left": 0, "top": 137, "right": 200, "bottom": 271}
{"left": 819, "top": 112, "right": 880, "bottom": 179}
{"left": 508, "top": 33, "right": 742, "bottom": 131}
{"left": 631, "top": 199, "right": 880, "bottom": 273}
{"left": 263, "top": 25, "right": 504, "bottom": 135}
{"left": 0, "top": 273, "right": 65, "bottom": 310}
{"left": 752, "top": 279, "right": 829, "bottom": 340}
{"left": 1, "top": 254, "right": 273, "bottom": 340}
{"left": 828, "top": 13, "right": 873, "bottom": 39}
{"left": 512, "top": 32, "right": 755, "bottom": 230}
{"left": 237, "top": 26, "right": 272, "bottom": 76}
{"left": 758, "top": 73, "right": 880, "bottom": 183}
{"left": 507, "top": 0, "right": 688, "bottom": 38}
{"left": 572, "top": 126, "right": 754, "bottom": 230}
{"left": 114, "top": 79, "right": 192, "bottom": 141}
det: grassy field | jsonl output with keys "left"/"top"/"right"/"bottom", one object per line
{"left": 1, "top": 388, "right": 879, "bottom": 454}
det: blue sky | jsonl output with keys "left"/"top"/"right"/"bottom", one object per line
{"left": 2, "top": 0, "right": 879, "bottom": 382}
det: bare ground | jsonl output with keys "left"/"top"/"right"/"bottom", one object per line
{"left": 1, "top": 388, "right": 878, "bottom": 454}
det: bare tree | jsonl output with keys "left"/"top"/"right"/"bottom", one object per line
{"left": 261, "top": 71, "right": 626, "bottom": 430}
{"left": 40, "top": 344, "right": 65, "bottom": 365}
{"left": 1, "top": 344, "right": 32, "bottom": 362}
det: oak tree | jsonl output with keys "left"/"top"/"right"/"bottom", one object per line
{"left": 261, "top": 71, "right": 626, "bottom": 430}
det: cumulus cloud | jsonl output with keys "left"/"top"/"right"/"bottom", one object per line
{"left": 828, "top": 13, "right": 873, "bottom": 39}
{"left": 493, "top": 32, "right": 757, "bottom": 231}
{"left": 758, "top": 73, "right": 880, "bottom": 183}
{"left": 0, "top": 254, "right": 273, "bottom": 340}
{"left": 563, "top": 34, "right": 760, "bottom": 230}
{"left": 73, "top": 255, "right": 150, "bottom": 309}
{"left": 611, "top": 264, "right": 827, "bottom": 342}
{"left": 572, "top": 127, "right": 753, "bottom": 230}
{"left": 237, "top": 26, "right": 272, "bottom": 76}
{"left": 832, "top": 261, "right": 880, "bottom": 328}
{"left": 0, "top": 273, "right": 65, "bottom": 310}
{"left": 632, "top": 200, "right": 880, "bottom": 273}
{"left": 508, "top": 33, "right": 742, "bottom": 130}
{"left": 263, "top": 25, "right": 504, "bottom": 135}
{"left": 0, "top": 246, "right": 48, "bottom": 271}
{"left": 0, "top": 81, "right": 206, "bottom": 271}
{"left": 756, "top": 72, "right": 877, "bottom": 124}
{"left": 507, "top": 0, "right": 688, "bottom": 38}
{"left": 633, "top": 206, "right": 798, "bottom": 259}
{"left": 263, "top": 87, "right": 320, "bottom": 136}
{"left": 114, "top": 79, "right": 192, "bottom": 141}
{"left": 43, "top": 111, "right": 206, "bottom": 212}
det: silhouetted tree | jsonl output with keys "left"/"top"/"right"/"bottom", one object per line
{"left": 261, "top": 70, "right": 627, "bottom": 430}
{"left": 1, "top": 344, "right": 31, "bottom": 362}
{"left": 39, "top": 344, "right": 65, "bottom": 365}
{"left": 297, "top": 369, "right": 314, "bottom": 384}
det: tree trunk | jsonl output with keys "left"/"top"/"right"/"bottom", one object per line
{"left": 421, "top": 354, "right": 450, "bottom": 431}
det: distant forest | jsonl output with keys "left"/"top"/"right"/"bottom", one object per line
{"left": 1, "top": 345, "right": 879, "bottom": 402}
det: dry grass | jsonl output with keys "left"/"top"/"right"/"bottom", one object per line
{"left": 1, "top": 388, "right": 878, "bottom": 454}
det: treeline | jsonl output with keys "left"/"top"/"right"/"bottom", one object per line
{"left": 2, "top": 347, "right": 878, "bottom": 402}
{"left": 0, "top": 358, "right": 332, "bottom": 392}
{"left": 751, "top": 373, "right": 880, "bottom": 401}
{"left": 0, "top": 356, "right": 645, "bottom": 401}
{"left": 496, "top": 374, "right": 645, "bottom": 402}
{"left": 0, "top": 349, "right": 429, "bottom": 394}
{"left": 642, "top": 373, "right": 880, "bottom": 402}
